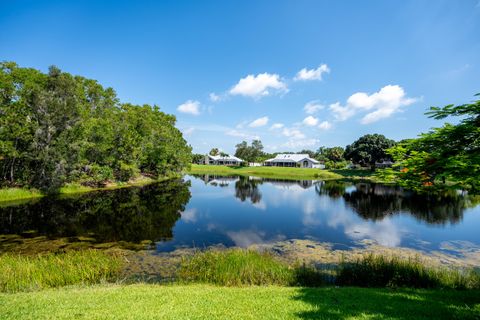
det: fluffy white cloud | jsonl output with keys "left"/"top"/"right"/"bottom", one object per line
{"left": 303, "top": 100, "right": 325, "bottom": 114}
{"left": 294, "top": 64, "right": 330, "bottom": 81}
{"left": 249, "top": 116, "right": 269, "bottom": 128}
{"left": 329, "top": 85, "right": 417, "bottom": 124}
{"left": 226, "top": 130, "right": 260, "bottom": 140}
{"left": 209, "top": 92, "right": 221, "bottom": 102}
{"left": 329, "top": 102, "right": 355, "bottom": 121}
{"left": 229, "top": 73, "right": 287, "bottom": 98}
{"left": 177, "top": 100, "right": 201, "bottom": 115}
{"left": 318, "top": 121, "right": 332, "bottom": 130}
{"left": 302, "top": 116, "right": 319, "bottom": 126}
{"left": 269, "top": 123, "right": 284, "bottom": 130}
{"left": 282, "top": 128, "right": 305, "bottom": 139}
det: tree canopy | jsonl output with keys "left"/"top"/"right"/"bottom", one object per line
{"left": 382, "top": 94, "right": 480, "bottom": 192}
{"left": 234, "top": 140, "right": 264, "bottom": 163}
{"left": 345, "top": 134, "right": 396, "bottom": 168}
{"left": 0, "top": 62, "right": 192, "bottom": 192}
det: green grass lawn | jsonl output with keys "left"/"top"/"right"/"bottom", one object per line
{"left": 188, "top": 164, "right": 378, "bottom": 181}
{"left": 1, "top": 284, "right": 478, "bottom": 320}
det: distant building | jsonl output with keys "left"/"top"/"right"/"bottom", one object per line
{"left": 375, "top": 160, "right": 394, "bottom": 168}
{"left": 204, "top": 154, "right": 244, "bottom": 166}
{"left": 264, "top": 154, "right": 324, "bottom": 169}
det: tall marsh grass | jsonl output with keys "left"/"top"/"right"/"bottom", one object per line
{"left": 178, "top": 249, "right": 480, "bottom": 289}
{"left": 0, "top": 250, "right": 122, "bottom": 292}
{"left": 336, "top": 254, "right": 480, "bottom": 289}
{"left": 178, "top": 249, "right": 295, "bottom": 286}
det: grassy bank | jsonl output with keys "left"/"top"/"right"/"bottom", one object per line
{"left": 0, "top": 250, "right": 122, "bottom": 293}
{"left": 178, "top": 249, "right": 480, "bottom": 289}
{"left": 0, "top": 188, "right": 43, "bottom": 203}
{"left": 188, "top": 164, "right": 378, "bottom": 181}
{"left": 1, "top": 284, "right": 479, "bottom": 320}
{"left": 0, "top": 174, "right": 177, "bottom": 203}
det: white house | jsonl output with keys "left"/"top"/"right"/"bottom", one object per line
{"left": 264, "top": 154, "right": 324, "bottom": 169}
{"left": 204, "top": 154, "right": 244, "bottom": 166}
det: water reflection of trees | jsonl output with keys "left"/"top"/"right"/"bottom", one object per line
{"left": 0, "top": 179, "right": 191, "bottom": 243}
{"left": 316, "top": 181, "right": 474, "bottom": 224}
{"left": 235, "top": 176, "right": 262, "bottom": 203}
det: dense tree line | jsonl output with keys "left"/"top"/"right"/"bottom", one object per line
{"left": 381, "top": 94, "right": 480, "bottom": 192}
{"left": 0, "top": 62, "right": 191, "bottom": 192}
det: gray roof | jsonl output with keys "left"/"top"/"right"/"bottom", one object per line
{"left": 264, "top": 154, "right": 319, "bottom": 164}
{"left": 208, "top": 154, "right": 244, "bottom": 162}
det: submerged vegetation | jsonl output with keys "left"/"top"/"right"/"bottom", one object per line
{"left": 0, "top": 62, "right": 191, "bottom": 194}
{"left": 0, "top": 250, "right": 122, "bottom": 293}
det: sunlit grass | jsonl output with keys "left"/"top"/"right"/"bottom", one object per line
{"left": 0, "top": 250, "right": 122, "bottom": 293}
{"left": 188, "top": 164, "right": 346, "bottom": 180}
{"left": 178, "top": 249, "right": 295, "bottom": 286}
{"left": 1, "top": 284, "right": 479, "bottom": 320}
{"left": 0, "top": 188, "right": 43, "bottom": 202}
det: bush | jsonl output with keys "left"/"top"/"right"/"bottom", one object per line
{"left": 81, "top": 164, "right": 114, "bottom": 187}
{"left": 115, "top": 161, "right": 140, "bottom": 182}
{"left": 0, "top": 250, "right": 122, "bottom": 292}
{"left": 336, "top": 254, "right": 480, "bottom": 289}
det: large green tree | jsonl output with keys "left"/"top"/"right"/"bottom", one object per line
{"left": 234, "top": 140, "right": 264, "bottom": 162}
{"left": 345, "top": 134, "right": 396, "bottom": 169}
{"left": 0, "top": 62, "right": 192, "bottom": 192}
{"left": 382, "top": 94, "right": 480, "bottom": 192}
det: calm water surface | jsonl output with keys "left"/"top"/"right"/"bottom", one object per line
{"left": 1, "top": 174, "right": 479, "bottom": 255}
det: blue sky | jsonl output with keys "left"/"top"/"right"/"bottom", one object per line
{"left": 1, "top": 0, "right": 479, "bottom": 154}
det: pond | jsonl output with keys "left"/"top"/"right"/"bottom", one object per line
{"left": 1, "top": 175, "right": 480, "bottom": 257}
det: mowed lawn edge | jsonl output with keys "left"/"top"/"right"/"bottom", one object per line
{"left": 187, "top": 164, "right": 378, "bottom": 181}
{"left": 1, "top": 284, "right": 479, "bottom": 320}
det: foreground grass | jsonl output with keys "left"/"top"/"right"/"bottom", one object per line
{"left": 188, "top": 164, "right": 377, "bottom": 181}
{"left": 0, "top": 250, "right": 122, "bottom": 293}
{"left": 1, "top": 284, "right": 479, "bottom": 320}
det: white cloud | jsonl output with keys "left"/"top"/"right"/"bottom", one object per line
{"left": 294, "top": 64, "right": 330, "bottom": 81}
{"left": 302, "top": 116, "right": 319, "bottom": 126}
{"left": 249, "top": 116, "right": 269, "bottom": 128}
{"left": 177, "top": 100, "right": 201, "bottom": 115}
{"left": 329, "top": 85, "right": 417, "bottom": 124}
{"left": 181, "top": 208, "right": 198, "bottom": 223}
{"left": 318, "top": 121, "right": 332, "bottom": 130}
{"left": 269, "top": 123, "right": 284, "bottom": 130}
{"left": 209, "top": 93, "right": 221, "bottom": 102}
{"left": 282, "top": 128, "right": 305, "bottom": 139}
{"left": 226, "top": 130, "right": 260, "bottom": 140}
{"left": 229, "top": 73, "right": 287, "bottom": 98}
{"left": 303, "top": 100, "right": 325, "bottom": 114}
{"left": 329, "top": 102, "right": 355, "bottom": 121}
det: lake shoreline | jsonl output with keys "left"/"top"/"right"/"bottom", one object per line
{"left": 0, "top": 174, "right": 180, "bottom": 203}
{"left": 188, "top": 164, "right": 382, "bottom": 182}
{"left": 0, "top": 165, "right": 384, "bottom": 203}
